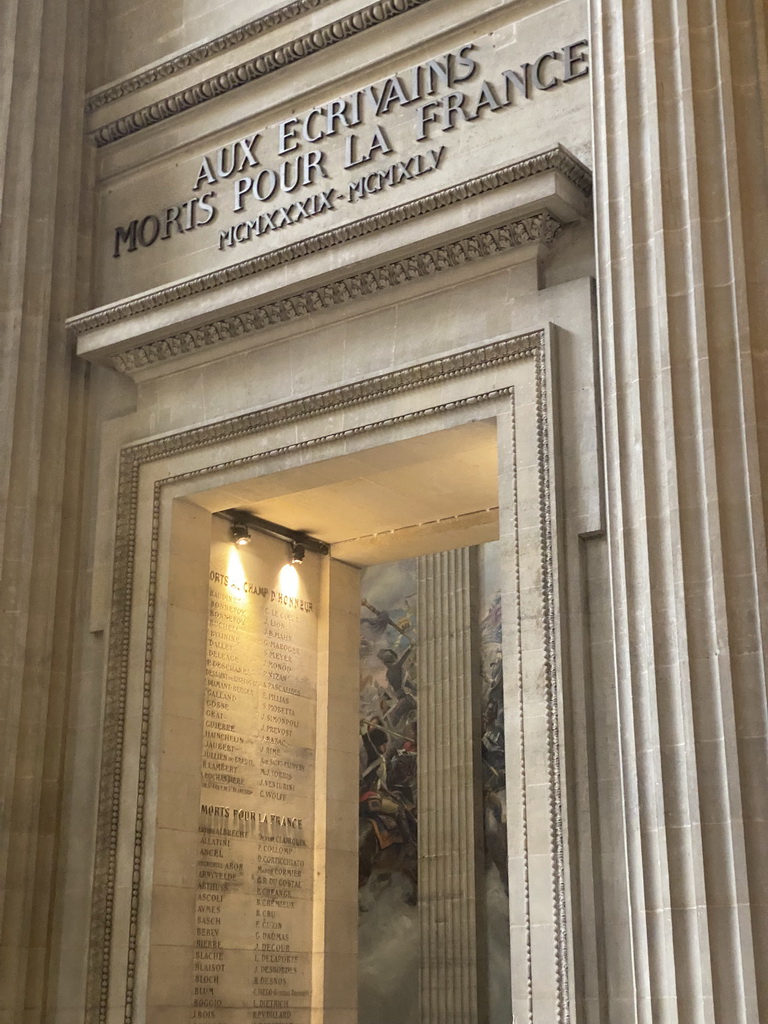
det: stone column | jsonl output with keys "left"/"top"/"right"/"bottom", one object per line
{"left": 417, "top": 547, "right": 485, "bottom": 1024}
{"left": 0, "top": 0, "right": 93, "bottom": 1020}
{"left": 589, "top": 1, "right": 768, "bottom": 1022}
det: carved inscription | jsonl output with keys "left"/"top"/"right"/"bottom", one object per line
{"left": 192, "top": 527, "right": 317, "bottom": 1022}
{"left": 110, "top": 38, "right": 589, "bottom": 260}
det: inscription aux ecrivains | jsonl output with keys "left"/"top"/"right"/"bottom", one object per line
{"left": 112, "top": 38, "right": 589, "bottom": 258}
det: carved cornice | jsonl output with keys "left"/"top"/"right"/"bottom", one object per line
{"left": 69, "top": 146, "right": 590, "bottom": 345}
{"left": 85, "top": 0, "right": 337, "bottom": 114}
{"left": 112, "top": 212, "right": 561, "bottom": 371}
{"left": 89, "top": 0, "right": 437, "bottom": 147}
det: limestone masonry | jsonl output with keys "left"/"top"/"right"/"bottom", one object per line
{"left": 1, "top": 0, "right": 767, "bottom": 1022}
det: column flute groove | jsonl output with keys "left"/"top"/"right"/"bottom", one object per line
{"left": 417, "top": 548, "right": 484, "bottom": 1024}
{"left": 589, "top": 0, "right": 768, "bottom": 1020}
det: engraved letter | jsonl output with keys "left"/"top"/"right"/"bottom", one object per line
{"left": 278, "top": 117, "right": 300, "bottom": 155}
{"left": 562, "top": 39, "right": 589, "bottom": 81}
{"left": 533, "top": 51, "right": 559, "bottom": 90}
{"left": 113, "top": 220, "right": 138, "bottom": 258}
{"left": 193, "top": 155, "right": 217, "bottom": 190}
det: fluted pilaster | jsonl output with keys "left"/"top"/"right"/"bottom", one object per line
{"left": 589, "top": 0, "right": 768, "bottom": 1021}
{"left": 0, "top": 0, "right": 91, "bottom": 1019}
{"left": 417, "top": 547, "right": 484, "bottom": 1024}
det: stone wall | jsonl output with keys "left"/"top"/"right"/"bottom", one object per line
{"left": 1, "top": 0, "right": 767, "bottom": 1022}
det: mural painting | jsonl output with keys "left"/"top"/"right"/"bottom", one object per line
{"left": 357, "top": 558, "right": 419, "bottom": 1024}
{"left": 478, "top": 542, "right": 512, "bottom": 1021}
{"left": 357, "top": 545, "right": 510, "bottom": 1023}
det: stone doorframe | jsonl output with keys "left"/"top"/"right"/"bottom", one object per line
{"left": 87, "top": 323, "right": 601, "bottom": 1024}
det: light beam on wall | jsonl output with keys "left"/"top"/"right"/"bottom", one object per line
{"left": 226, "top": 546, "right": 249, "bottom": 602}
{"left": 278, "top": 563, "right": 300, "bottom": 598}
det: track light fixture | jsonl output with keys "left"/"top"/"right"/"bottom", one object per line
{"left": 290, "top": 541, "right": 305, "bottom": 564}
{"left": 230, "top": 521, "right": 252, "bottom": 546}
{"left": 218, "top": 509, "right": 329, "bottom": 556}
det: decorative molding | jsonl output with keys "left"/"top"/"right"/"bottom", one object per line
{"left": 87, "top": 330, "right": 539, "bottom": 1019}
{"left": 68, "top": 145, "right": 590, "bottom": 341}
{"left": 512, "top": 401, "right": 536, "bottom": 1024}
{"left": 510, "top": 400, "right": 534, "bottom": 1021}
{"left": 111, "top": 212, "right": 562, "bottom": 371}
{"left": 86, "top": 328, "right": 568, "bottom": 1023}
{"left": 534, "top": 338, "right": 569, "bottom": 1022}
{"left": 89, "top": 0, "right": 437, "bottom": 147}
{"left": 85, "top": 0, "right": 337, "bottom": 113}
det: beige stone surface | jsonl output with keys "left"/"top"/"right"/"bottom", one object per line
{"left": 144, "top": 517, "right": 321, "bottom": 1018}
{"left": 98, "top": 0, "right": 345, "bottom": 86}
{"left": 587, "top": 0, "right": 768, "bottom": 1021}
{"left": 0, "top": 0, "right": 94, "bottom": 1020}
{"left": 417, "top": 546, "right": 484, "bottom": 1024}
{"left": 84, "top": 0, "right": 591, "bottom": 304}
{"left": 1, "top": 0, "right": 766, "bottom": 1021}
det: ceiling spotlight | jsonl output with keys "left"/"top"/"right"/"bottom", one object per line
{"left": 291, "top": 541, "right": 305, "bottom": 564}
{"left": 231, "top": 522, "right": 251, "bottom": 547}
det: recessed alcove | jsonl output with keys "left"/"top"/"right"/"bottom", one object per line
{"left": 189, "top": 418, "right": 500, "bottom": 564}
{"left": 85, "top": 277, "right": 600, "bottom": 1024}
{"left": 145, "top": 418, "right": 505, "bottom": 1022}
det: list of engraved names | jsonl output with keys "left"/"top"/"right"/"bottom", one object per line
{"left": 192, "top": 529, "right": 318, "bottom": 1023}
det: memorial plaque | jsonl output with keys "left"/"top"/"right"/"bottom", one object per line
{"left": 93, "top": 0, "right": 591, "bottom": 304}
{"left": 192, "top": 518, "right": 319, "bottom": 1023}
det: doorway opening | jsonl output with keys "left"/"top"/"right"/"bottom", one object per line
{"left": 171, "top": 415, "right": 516, "bottom": 1023}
